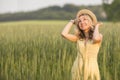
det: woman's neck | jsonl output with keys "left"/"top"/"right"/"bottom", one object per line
{"left": 83, "top": 27, "right": 91, "bottom": 38}
{"left": 84, "top": 31, "right": 89, "bottom": 38}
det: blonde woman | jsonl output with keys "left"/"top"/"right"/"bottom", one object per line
{"left": 61, "top": 9, "right": 103, "bottom": 80}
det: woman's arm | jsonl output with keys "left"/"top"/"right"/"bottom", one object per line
{"left": 92, "top": 22, "right": 103, "bottom": 43}
{"left": 61, "top": 20, "right": 79, "bottom": 42}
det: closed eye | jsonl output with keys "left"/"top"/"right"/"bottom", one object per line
{"left": 84, "top": 18, "right": 87, "bottom": 20}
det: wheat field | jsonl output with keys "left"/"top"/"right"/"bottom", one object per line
{"left": 0, "top": 20, "right": 120, "bottom": 80}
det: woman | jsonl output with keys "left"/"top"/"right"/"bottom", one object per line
{"left": 61, "top": 9, "right": 103, "bottom": 80}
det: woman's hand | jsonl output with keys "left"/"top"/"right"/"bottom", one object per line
{"left": 93, "top": 22, "right": 103, "bottom": 43}
{"left": 70, "top": 18, "right": 78, "bottom": 25}
{"left": 95, "top": 22, "right": 103, "bottom": 27}
{"left": 70, "top": 19, "right": 75, "bottom": 24}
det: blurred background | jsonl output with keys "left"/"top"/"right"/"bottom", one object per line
{"left": 0, "top": 0, "right": 119, "bottom": 22}
{"left": 0, "top": 0, "right": 120, "bottom": 80}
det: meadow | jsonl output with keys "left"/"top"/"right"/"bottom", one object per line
{"left": 0, "top": 20, "right": 120, "bottom": 80}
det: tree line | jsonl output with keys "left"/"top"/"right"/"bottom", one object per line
{"left": 0, "top": 0, "right": 119, "bottom": 22}
{"left": 0, "top": 4, "right": 106, "bottom": 22}
{"left": 103, "top": 0, "right": 120, "bottom": 21}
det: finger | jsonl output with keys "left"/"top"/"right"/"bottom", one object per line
{"left": 95, "top": 22, "right": 103, "bottom": 27}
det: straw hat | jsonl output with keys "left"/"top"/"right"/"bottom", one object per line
{"left": 75, "top": 9, "right": 98, "bottom": 26}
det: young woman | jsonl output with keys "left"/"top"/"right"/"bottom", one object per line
{"left": 61, "top": 9, "right": 103, "bottom": 80}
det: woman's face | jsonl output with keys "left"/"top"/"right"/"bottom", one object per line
{"left": 78, "top": 14, "right": 93, "bottom": 31}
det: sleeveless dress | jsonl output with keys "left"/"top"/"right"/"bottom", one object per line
{"left": 71, "top": 39, "right": 102, "bottom": 80}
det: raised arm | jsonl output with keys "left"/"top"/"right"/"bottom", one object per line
{"left": 92, "top": 22, "right": 103, "bottom": 43}
{"left": 61, "top": 20, "right": 79, "bottom": 42}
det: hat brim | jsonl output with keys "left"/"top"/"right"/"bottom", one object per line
{"left": 76, "top": 9, "right": 97, "bottom": 26}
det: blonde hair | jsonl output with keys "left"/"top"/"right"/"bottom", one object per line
{"left": 74, "top": 14, "right": 95, "bottom": 39}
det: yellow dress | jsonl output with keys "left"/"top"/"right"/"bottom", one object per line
{"left": 71, "top": 39, "right": 102, "bottom": 80}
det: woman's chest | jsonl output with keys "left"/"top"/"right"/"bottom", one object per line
{"left": 77, "top": 39, "right": 100, "bottom": 49}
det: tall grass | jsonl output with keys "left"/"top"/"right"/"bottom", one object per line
{"left": 0, "top": 20, "right": 119, "bottom": 80}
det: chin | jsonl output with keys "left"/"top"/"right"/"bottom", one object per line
{"left": 81, "top": 28, "right": 87, "bottom": 31}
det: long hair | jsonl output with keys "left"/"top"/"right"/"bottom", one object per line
{"left": 74, "top": 14, "right": 95, "bottom": 40}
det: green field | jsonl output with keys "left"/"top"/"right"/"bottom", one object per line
{"left": 0, "top": 20, "right": 120, "bottom": 80}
